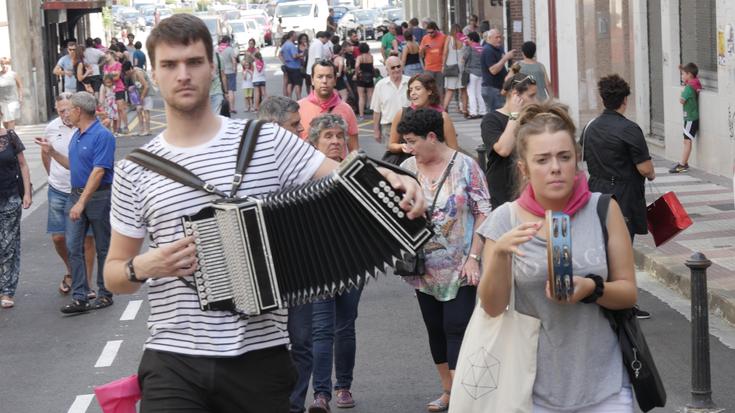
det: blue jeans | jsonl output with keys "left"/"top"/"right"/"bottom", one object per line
{"left": 311, "top": 286, "right": 363, "bottom": 400}
{"left": 65, "top": 189, "right": 112, "bottom": 301}
{"left": 288, "top": 302, "right": 313, "bottom": 413}
{"left": 481, "top": 85, "right": 505, "bottom": 111}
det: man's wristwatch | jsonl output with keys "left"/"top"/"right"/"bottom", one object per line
{"left": 126, "top": 257, "right": 145, "bottom": 283}
{"left": 508, "top": 112, "right": 520, "bottom": 121}
{"left": 469, "top": 253, "right": 481, "bottom": 263}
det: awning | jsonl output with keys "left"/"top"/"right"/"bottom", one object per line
{"left": 43, "top": 0, "right": 110, "bottom": 10}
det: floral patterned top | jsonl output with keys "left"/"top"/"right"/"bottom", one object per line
{"left": 401, "top": 152, "right": 491, "bottom": 301}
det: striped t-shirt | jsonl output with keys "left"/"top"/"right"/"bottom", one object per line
{"left": 111, "top": 117, "right": 325, "bottom": 357}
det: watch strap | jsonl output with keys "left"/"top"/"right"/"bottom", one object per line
{"left": 126, "top": 257, "right": 144, "bottom": 283}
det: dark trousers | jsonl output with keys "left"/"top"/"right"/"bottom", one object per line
{"left": 139, "top": 346, "right": 297, "bottom": 413}
{"left": 416, "top": 286, "right": 477, "bottom": 370}
{"left": 288, "top": 303, "right": 313, "bottom": 413}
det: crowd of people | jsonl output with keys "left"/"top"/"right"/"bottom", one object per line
{"left": 0, "top": 9, "right": 706, "bottom": 413}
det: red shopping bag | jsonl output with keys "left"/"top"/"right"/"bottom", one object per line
{"left": 646, "top": 191, "right": 693, "bottom": 246}
{"left": 94, "top": 374, "right": 141, "bottom": 413}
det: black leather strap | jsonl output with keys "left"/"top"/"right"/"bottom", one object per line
{"left": 231, "top": 120, "right": 263, "bottom": 197}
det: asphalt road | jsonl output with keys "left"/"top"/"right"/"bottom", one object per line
{"left": 1, "top": 38, "right": 734, "bottom": 413}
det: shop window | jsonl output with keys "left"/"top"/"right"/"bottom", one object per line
{"left": 680, "top": 0, "right": 717, "bottom": 89}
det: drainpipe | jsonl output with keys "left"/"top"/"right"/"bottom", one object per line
{"left": 548, "top": 0, "right": 558, "bottom": 97}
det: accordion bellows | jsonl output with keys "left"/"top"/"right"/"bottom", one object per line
{"left": 183, "top": 152, "right": 434, "bottom": 316}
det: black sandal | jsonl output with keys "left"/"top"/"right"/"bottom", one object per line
{"left": 59, "top": 274, "right": 72, "bottom": 294}
{"left": 91, "top": 296, "right": 113, "bottom": 310}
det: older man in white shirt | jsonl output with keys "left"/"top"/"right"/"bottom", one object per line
{"left": 370, "top": 56, "right": 409, "bottom": 143}
{"left": 42, "top": 92, "right": 95, "bottom": 296}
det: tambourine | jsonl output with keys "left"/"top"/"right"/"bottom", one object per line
{"left": 546, "top": 210, "right": 574, "bottom": 300}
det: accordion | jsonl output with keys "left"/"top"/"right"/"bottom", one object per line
{"left": 546, "top": 210, "right": 573, "bottom": 300}
{"left": 182, "top": 152, "right": 434, "bottom": 316}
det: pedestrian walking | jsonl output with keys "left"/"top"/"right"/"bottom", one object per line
{"left": 480, "top": 72, "right": 538, "bottom": 210}
{"left": 281, "top": 32, "right": 304, "bottom": 99}
{"left": 387, "top": 74, "right": 459, "bottom": 159}
{"left": 353, "top": 43, "right": 375, "bottom": 120}
{"left": 477, "top": 101, "right": 638, "bottom": 411}
{"left": 419, "top": 22, "right": 447, "bottom": 100}
{"left": 669, "top": 62, "right": 701, "bottom": 173}
{"left": 132, "top": 41, "right": 147, "bottom": 70}
{"left": 298, "top": 59, "right": 359, "bottom": 152}
{"left": 307, "top": 32, "right": 330, "bottom": 92}
{"left": 252, "top": 52, "right": 267, "bottom": 111}
{"left": 462, "top": 32, "right": 486, "bottom": 119}
{"left": 298, "top": 33, "right": 312, "bottom": 95}
{"left": 462, "top": 14, "right": 480, "bottom": 36}
{"left": 518, "top": 41, "right": 553, "bottom": 101}
{"left": 54, "top": 39, "right": 78, "bottom": 93}
{"left": 397, "top": 108, "right": 489, "bottom": 413}
{"left": 99, "top": 75, "right": 119, "bottom": 133}
{"left": 42, "top": 93, "right": 96, "bottom": 297}
{"left": 217, "top": 36, "right": 238, "bottom": 114}
{"left": 370, "top": 56, "right": 409, "bottom": 144}
{"left": 209, "top": 48, "right": 227, "bottom": 115}
{"left": 0, "top": 57, "right": 23, "bottom": 130}
{"left": 381, "top": 24, "right": 399, "bottom": 60}
{"left": 401, "top": 30, "right": 422, "bottom": 76}
{"left": 332, "top": 45, "right": 349, "bottom": 102}
{"left": 0, "top": 111, "right": 32, "bottom": 309}
{"left": 241, "top": 60, "right": 255, "bottom": 112}
{"left": 102, "top": 15, "right": 425, "bottom": 412}
{"left": 103, "top": 50, "right": 129, "bottom": 134}
{"left": 83, "top": 38, "right": 105, "bottom": 94}
{"left": 36, "top": 91, "right": 116, "bottom": 314}
{"left": 441, "top": 24, "right": 466, "bottom": 113}
{"left": 481, "top": 29, "right": 514, "bottom": 111}
{"left": 123, "top": 62, "right": 153, "bottom": 136}
{"left": 306, "top": 114, "right": 365, "bottom": 413}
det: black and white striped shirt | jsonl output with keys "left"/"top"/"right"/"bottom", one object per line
{"left": 111, "top": 117, "right": 325, "bottom": 357}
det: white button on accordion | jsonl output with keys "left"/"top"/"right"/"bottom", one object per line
{"left": 182, "top": 152, "right": 433, "bottom": 316}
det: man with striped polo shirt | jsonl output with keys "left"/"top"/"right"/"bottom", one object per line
{"left": 103, "top": 14, "right": 425, "bottom": 412}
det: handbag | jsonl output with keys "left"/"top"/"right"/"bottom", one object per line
{"left": 597, "top": 194, "right": 667, "bottom": 412}
{"left": 461, "top": 70, "right": 470, "bottom": 87}
{"left": 94, "top": 374, "right": 140, "bottom": 413}
{"left": 8, "top": 130, "right": 26, "bottom": 198}
{"left": 444, "top": 64, "right": 460, "bottom": 77}
{"left": 449, "top": 255, "right": 540, "bottom": 412}
{"left": 646, "top": 190, "right": 692, "bottom": 246}
{"left": 216, "top": 53, "right": 231, "bottom": 118}
{"left": 394, "top": 151, "right": 457, "bottom": 277}
{"left": 381, "top": 150, "right": 412, "bottom": 166}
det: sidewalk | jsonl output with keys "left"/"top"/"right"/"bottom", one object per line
{"left": 445, "top": 107, "right": 735, "bottom": 326}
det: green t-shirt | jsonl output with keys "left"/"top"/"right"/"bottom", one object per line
{"left": 681, "top": 84, "right": 699, "bottom": 121}
{"left": 381, "top": 33, "right": 395, "bottom": 54}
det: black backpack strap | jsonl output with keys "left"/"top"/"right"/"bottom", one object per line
{"left": 230, "top": 120, "right": 263, "bottom": 197}
{"left": 596, "top": 193, "right": 612, "bottom": 248}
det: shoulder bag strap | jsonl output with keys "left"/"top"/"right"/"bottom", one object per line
{"left": 230, "top": 120, "right": 263, "bottom": 197}
{"left": 429, "top": 150, "right": 458, "bottom": 214}
{"left": 216, "top": 53, "right": 226, "bottom": 95}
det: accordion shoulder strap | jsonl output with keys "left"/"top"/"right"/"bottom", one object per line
{"left": 231, "top": 120, "right": 264, "bottom": 197}
{"left": 126, "top": 148, "right": 229, "bottom": 198}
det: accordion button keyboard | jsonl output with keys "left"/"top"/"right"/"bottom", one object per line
{"left": 387, "top": 190, "right": 395, "bottom": 197}
{"left": 397, "top": 211, "right": 405, "bottom": 219}
{"left": 392, "top": 207, "right": 400, "bottom": 214}
{"left": 378, "top": 181, "right": 387, "bottom": 188}
{"left": 377, "top": 192, "right": 385, "bottom": 199}
{"left": 393, "top": 196, "right": 401, "bottom": 203}
{"left": 372, "top": 187, "right": 380, "bottom": 194}
{"left": 387, "top": 201, "right": 395, "bottom": 208}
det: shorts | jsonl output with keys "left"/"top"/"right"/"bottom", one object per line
{"left": 0, "top": 101, "right": 20, "bottom": 122}
{"left": 226, "top": 73, "right": 237, "bottom": 92}
{"left": 142, "top": 96, "right": 153, "bottom": 111}
{"left": 285, "top": 67, "right": 303, "bottom": 86}
{"left": 683, "top": 119, "right": 699, "bottom": 140}
{"left": 114, "top": 90, "right": 126, "bottom": 101}
{"left": 47, "top": 185, "right": 92, "bottom": 236}
{"left": 244, "top": 88, "right": 254, "bottom": 97}
{"left": 87, "top": 75, "right": 103, "bottom": 92}
{"left": 253, "top": 81, "right": 266, "bottom": 87}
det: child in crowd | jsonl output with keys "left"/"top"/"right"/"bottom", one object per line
{"left": 252, "top": 52, "right": 267, "bottom": 111}
{"left": 241, "top": 59, "right": 254, "bottom": 112}
{"left": 670, "top": 62, "right": 701, "bottom": 173}
{"left": 99, "top": 75, "right": 118, "bottom": 133}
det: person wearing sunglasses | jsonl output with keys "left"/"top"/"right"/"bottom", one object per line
{"left": 420, "top": 22, "right": 447, "bottom": 100}
{"left": 53, "top": 39, "right": 78, "bottom": 92}
{"left": 480, "top": 71, "right": 538, "bottom": 210}
{"left": 370, "top": 56, "right": 409, "bottom": 143}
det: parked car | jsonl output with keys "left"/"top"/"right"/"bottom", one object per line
{"left": 229, "top": 19, "right": 266, "bottom": 52}
{"left": 338, "top": 8, "right": 378, "bottom": 40}
{"left": 199, "top": 15, "right": 229, "bottom": 46}
{"left": 114, "top": 7, "right": 145, "bottom": 32}
{"left": 240, "top": 9, "right": 274, "bottom": 45}
{"left": 374, "top": 7, "right": 404, "bottom": 39}
{"left": 331, "top": 6, "right": 352, "bottom": 25}
{"left": 274, "top": 0, "right": 330, "bottom": 40}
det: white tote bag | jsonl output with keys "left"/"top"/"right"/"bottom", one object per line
{"left": 449, "top": 273, "right": 540, "bottom": 413}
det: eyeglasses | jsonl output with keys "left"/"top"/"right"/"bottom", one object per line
{"left": 389, "top": 65, "right": 402, "bottom": 70}
{"left": 426, "top": 30, "right": 435, "bottom": 35}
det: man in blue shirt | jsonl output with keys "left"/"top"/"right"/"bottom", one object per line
{"left": 481, "top": 29, "right": 514, "bottom": 110}
{"left": 53, "top": 39, "right": 78, "bottom": 92}
{"left": 37, "top": 91, "right": 116, "bottom": 313}
{"left": 279, "top": 31, "right": 304, "bottom": 99}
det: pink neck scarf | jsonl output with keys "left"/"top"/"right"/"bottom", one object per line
{"left": 410, "top": 103, "right": 444, "bottom": 112}
{"left": 307, "top": 90, "right": 341, "bottom": 112}
{"left": 517, "top": 172, "right": 592, "bottom": 217}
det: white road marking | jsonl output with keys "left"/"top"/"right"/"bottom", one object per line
{"left": 120, "top": 299, "right": 143, "bottom": 321}
{"left": 94, "top": 340, "right": 123, "bottom": 368}
{"left": 67, "top": 394, "right": 95, "bottom": 413}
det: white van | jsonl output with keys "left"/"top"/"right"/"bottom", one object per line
{"left": 274, "top": 0, "right": 329, "bottom": 39}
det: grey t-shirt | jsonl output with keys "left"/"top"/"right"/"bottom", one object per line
{"left": 219, "top": 46, "right": 237, "bottom": 75}
{"left": 477, "top": 194, "right": 628, "bottom": 410}
{"left": 519, "top": 62, "right": 548, "bottom": 101}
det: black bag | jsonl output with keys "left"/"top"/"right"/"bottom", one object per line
{"left": 596, "top": 194, "right": 667, "bottom": 412}
{"left": 461, "top": 71, "right": 470, "bottom": 87}
{"left": 8, "top": 130, "right": 25, "bottom": 198}
{"left": 216, "top": 54, "right": 231, "bottom": 118}
{"left": 444, "top": 64, "right": 459, "bottom": 77}
{"left": 394, "top": 151, "right": 457, "bottom": 277}
{"left": 381, "top": 150, "right": 411, "bottom": 166}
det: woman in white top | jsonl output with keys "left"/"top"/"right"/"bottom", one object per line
{"left": 441, "top": 24, "right": 466, "bottom": 113}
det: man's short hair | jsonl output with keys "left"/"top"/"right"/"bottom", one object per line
{"left": 409, "top": 18, "right": 419, "bottom": 26}
{"left": 55, "top": 92, "right": 74, "bottom": 102}
{"left": 146, "top": 14, "right": 213, "bottom": 68}
{"left": 71, "top": 91, "right": 98, "bottom": 116}
{"left": 85, "top": 38, "right": 95, "bottom": 48}
{"left": 65, "top": 38, "right": 77, "bottom": 47}
{"left": 307, "top": 113, "right": 347, "bottom": 144}
{"left": 521, "top": 41, "right": 536, "bottom": 59}
{"left": 134, "top": 41, "right": 143, "bottom": 50}
{"left": 258, "top": 96, "right": 300, "bottom": 125}
{"left": 122, "top": 61, "right": 134, "bottom": 72}
{"left": 311, "top": 58, "right": 337, "bottom": 76}
{"left": 680, "top": 62, "right": 699, "bottom": 77}
{"left": 316, "top": 31, "right": 329, "bottom": 39}
{"left": 347, "top": 29, "right": 357, "bottom": 37}
{"left": 426, "top": 22, "right": 439, "bottom": 31}
{"left": 597, "top": 74, "right": 631, "bottom": 111}
{"left": 396, "top": 108, "right": 445, "bottom": 142}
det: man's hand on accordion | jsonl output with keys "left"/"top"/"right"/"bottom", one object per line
{"left": 136, "top": 236, "right": 199, "bottom": 279}
{"left": 376, "top": 166, "right": 427, "bottom": 219}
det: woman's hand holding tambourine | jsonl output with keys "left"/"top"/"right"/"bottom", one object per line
{"left": 494, "top": 221, "right": 542, "bottom": 257}
{"left": 544, "top": 276, "right": 595, "bottom": 304}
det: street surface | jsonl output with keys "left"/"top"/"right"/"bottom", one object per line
{"left": 1, "top": 30, "right": 734, "bottom": 413}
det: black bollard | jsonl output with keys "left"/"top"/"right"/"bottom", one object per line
{"left": 476, "top": 144, "right": 487, "bottom": 173}
{"left": 684, "top": 252, "right": 724, "bottom": 412}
